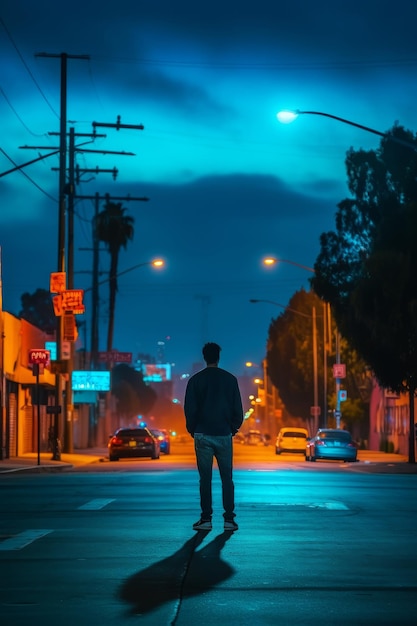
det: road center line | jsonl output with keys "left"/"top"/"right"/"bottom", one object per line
{"left": 78, "top": 498, "right": 115, "bottom": 510}
{"left": 0, "top": 529, "right": 53, "bottom": 551}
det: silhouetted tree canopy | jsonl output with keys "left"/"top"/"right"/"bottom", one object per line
{"left": 112, "top": 364, "right": 156, "bottom": 420}
{"left": 311, "top": 123, "right": 417, "bottom": 461}
{"left": 266, "top": 289, "right": 369, "bottom": 435}
{"left": 19, "top": 288, "right": 56, "bottom": 334}
{"left": 267, "top": 290, "right": 320, "bottom": 419}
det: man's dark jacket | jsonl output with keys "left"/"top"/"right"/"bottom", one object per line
{"left": 184, "top": 366, "right": 244, "bottom": 436}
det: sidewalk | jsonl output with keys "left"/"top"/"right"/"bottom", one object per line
{"left": 0, "top": 448, "right": 107, "bottom": 473}
{"left": 351, "top": 449, "right": 417, "bottom": 473}
{"left": 1, "top": 447, "right": 417, "bottom": 473}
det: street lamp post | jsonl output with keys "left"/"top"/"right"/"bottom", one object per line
{"left": 82, "top": 257, "right": 164, "bottom": 366}
{"left": 276, "top": 110, "right": 417, "bottom": 152}
{"left": 263, "top": 257, "right": 327, "bottom": 416}
{"left": 261, "top": 256, "right": 333, "bottom": 426}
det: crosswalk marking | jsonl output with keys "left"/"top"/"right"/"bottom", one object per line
{"left": 0, "top": 529, "right": 53, "bottom": 551}
{"left": 78, "top": 498, "right": 115, "bottom": 510}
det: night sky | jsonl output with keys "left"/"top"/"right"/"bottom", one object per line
{"left": 2, "top": 1, "right": 417, "bottom": 378}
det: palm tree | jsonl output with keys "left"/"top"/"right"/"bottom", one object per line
{"left": 94, "top": 200, "right": 134, "bottom": 352}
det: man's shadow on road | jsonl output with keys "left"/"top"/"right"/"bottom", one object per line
{"left": 118, "top": 531, "right": 235, "bottom": 616}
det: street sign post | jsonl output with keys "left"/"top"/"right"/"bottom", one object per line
{"left": 29, "top": 349, "right": 50, "bottom": 466}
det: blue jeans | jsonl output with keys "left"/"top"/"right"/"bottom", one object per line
{"left": 194, "top": 433, "right": 235, "bottom": 520}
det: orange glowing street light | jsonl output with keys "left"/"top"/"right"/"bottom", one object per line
{"left": 262, "top": 256, "right": 315, "bottom": 274}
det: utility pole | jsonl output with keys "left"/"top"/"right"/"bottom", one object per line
{"left": 92, "top": 115, "right": 144, "bottom": 132}
{"left": 68, "top": 114, "right": 145, "bottom": 448}
{"left": 24, "top": 129, "right": 136, "bottom": 451}
{"left": 76, "top": 192, "right": 149, "bottom": 447}
{"left": 35, "top": 52, "right": 89, "bottom": 459}
{"left": 12, "top": 53, "right": 146, "bottom": 452}
{"left": 75, "top": 193, "right": 149, "bottom": 368}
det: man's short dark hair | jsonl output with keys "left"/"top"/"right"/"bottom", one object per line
{"left": 202, "top": 342, "right": 221, "bottom": 364}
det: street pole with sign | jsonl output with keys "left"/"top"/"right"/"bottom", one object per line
{"left": 29, "top": 349, "right": 50, "bottom": 465}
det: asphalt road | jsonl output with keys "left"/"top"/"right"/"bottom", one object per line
{"left": 1, "top": 447, "right": 416, "bottom": 625}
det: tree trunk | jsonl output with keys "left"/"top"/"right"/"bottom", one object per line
{"left": 107, "top": 251, "right": 119, "bottom": 352}
{"left": 408, "top": 386, "right": 416, "bottom": 463}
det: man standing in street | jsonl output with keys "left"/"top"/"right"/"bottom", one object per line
{"left": 184, "top": 342, "right": 244, "bottom": 532}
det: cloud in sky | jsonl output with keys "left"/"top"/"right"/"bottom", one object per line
{"left": 1, "top": 0, "right": 417, "bottom": 377}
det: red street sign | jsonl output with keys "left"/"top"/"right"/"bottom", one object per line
{"left": 333, "top": 363, "right": 346, "bottom": 378}
{"left": 61, "top": 289, "right": 85, "bottom": 314}
{"left": 310, "top": 406, "right": 321, "bottom": 417}
{"left": 29, "top": 349, "right": 50, "bottom": 365}
{"left": 52, "top": 292, "right": 85, "bottom": 316}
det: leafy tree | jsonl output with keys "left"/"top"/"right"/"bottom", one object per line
{"left": 94, "top": 200, "right": 134, "bottom": 351}
{"left": 111, "top": 364, "right": 157, "bottom": 422}
{"left": 267, "top": 289, "right": 320, "bottom": 420}
{"left": 266, "top": 289, "right": 369, "bottom": 437}
{"left": 19, "top": 288, "right": 56, "bottom": 334}
{"left": 311, "top": 124, "right": 417, "bottom": 462}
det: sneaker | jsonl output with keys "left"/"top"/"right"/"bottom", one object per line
{"left": 224, "top": 519, "right": 238, "bottom": 531}
{"left": 193, "top": 519, "right": 212, "bottom": 531}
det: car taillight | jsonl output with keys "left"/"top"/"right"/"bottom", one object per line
{"left": 110, "top": 436, "right": 123, "bottom": 445}
{"left": 144, "top": 436, "right": 153, "bottom": 443}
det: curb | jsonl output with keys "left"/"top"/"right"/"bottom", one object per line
{"left": 0, "top": 463, "right": 74, "bottom": 474}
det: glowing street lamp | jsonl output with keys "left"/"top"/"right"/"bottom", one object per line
{"left": 83, "top": 258, "right": 165, "bottom": 293}
{"left": 256, "top": 255, "right": 334, "bottom": 428}
{"left": 262, "top": 256, "right": 315, "bottom": 274}
{"left": 276, "top": 110, "right": 417, "bottom": 151}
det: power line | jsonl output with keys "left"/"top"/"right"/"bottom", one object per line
{"left": 0, "top": 87, "right": 48, "bottom": 137}
{"left": 88, "top": 53, "right": 417, "bottom": 70}
{"left": 0, "top": 17, "right": 59, "bottom": 119}
{"left": 0, "top": 148, "right": 57, "bottom": 200}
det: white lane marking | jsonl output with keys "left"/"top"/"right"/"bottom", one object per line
{"left": 285, "top": 501, "right": 349, "bottom": 510}
{"left": 0, "top": 529, "right": 53, "bottom": 551}
{"left": 243, "top": 502, "right": 349, "bottom": 510}
{"left": 78, "top": 498, "right": 115, "bottom": 510}
{"left": 319, "top": 502, "right": 348, "bottom": 510}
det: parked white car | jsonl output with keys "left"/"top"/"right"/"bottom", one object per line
{"left": 275, "top": 427, "right": 309, "bottom": 454}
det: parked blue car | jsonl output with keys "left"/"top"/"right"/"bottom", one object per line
{"left": 305, "top": 428, "right": 357, "bottom": 463}
{"left": 150, "top": 428, "right": 171, "bottom": 454}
